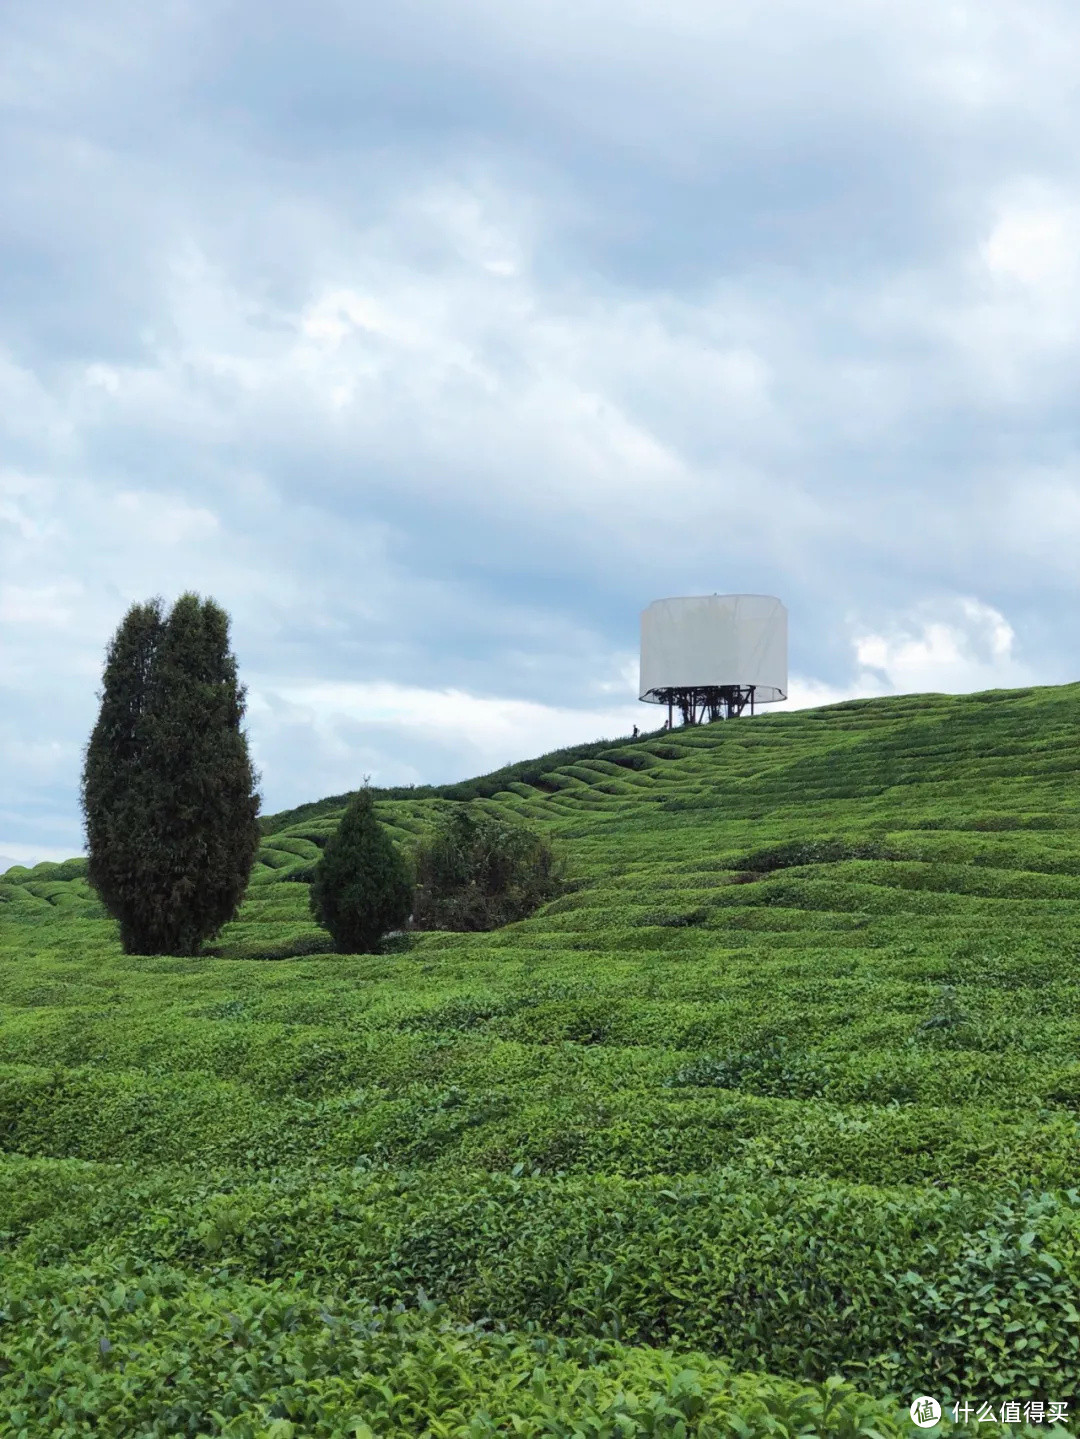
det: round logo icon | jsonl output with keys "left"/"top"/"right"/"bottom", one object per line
{"left": 910, "top": 1397, "right": 941, "bottom": 1428}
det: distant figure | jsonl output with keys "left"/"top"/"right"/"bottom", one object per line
{"left": 632, "top": 724, "right": 639, "bottom": 738}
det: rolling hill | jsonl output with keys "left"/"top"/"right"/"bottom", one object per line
{"left": 3, "top": 682, "right": 1080, "bottom": 1435}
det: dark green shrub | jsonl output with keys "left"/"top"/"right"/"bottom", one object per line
{"left": 599, "top": 750, "right": 650, "bottom": 771}
{"left": 736, "top": 837, "right": 889, "bottom": 874}
{"left": 309, "top": 790, "right": 413, "bottom": 954}
{"left": 915, "top": 984, "right": 973, "bottom": 1048}
{"left": 666, "top": 1037, "right": 836, "bottom": 1100}
{"left": 642, "top": 907, "right": 710, "bottom": 927}
{"left": 412, "top": 805, "right": 561, "bottom": 931}
{"left": 79, "top": 593, "right": 261, "bottom": 956}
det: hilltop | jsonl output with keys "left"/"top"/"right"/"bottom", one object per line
{"left": 3, "top": 681, "right": 1080, "bottom": 1434}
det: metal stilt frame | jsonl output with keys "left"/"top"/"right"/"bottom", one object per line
{"left": 647, "top": 685, "right": 758, "bottom": 726}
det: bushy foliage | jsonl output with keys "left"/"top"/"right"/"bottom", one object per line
{"left": 412, "top": 805, "right": 560, "bottom": 931}
{"left": 79, "top": 593, "right": 260, "bottom": 955}
{"left": 309, "top": 790, "right": 413, "bottom": 953}
{"left": 0, "top": 1245, "right": 927, "bottom": 1438}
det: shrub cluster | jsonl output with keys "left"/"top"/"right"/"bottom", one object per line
{"left": 412, "top": 805, "right": 561, "bottom": 932}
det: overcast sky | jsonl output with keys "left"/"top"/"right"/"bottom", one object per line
{"left": 3, "top": 0, "right": 1079, "bottom": 869}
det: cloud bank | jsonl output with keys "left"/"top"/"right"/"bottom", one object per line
{"left": 3, "top": 0, "right": 1079, "bottom": 865}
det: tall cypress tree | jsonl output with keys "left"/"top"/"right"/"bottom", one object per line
{"left": 81, "top": 593, "right": 261, "bottom": 955}
{"left": 309, "top": 789, "right": 413, "bottom": 954}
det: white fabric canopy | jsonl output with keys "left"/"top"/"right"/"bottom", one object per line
{"left": 639, "top": 594, "right": 787, "bottom": 702}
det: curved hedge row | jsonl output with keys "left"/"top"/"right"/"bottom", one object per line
{"left": 5, "top": 1157, "right": 1080, "bottom": 1400}
{"left": 4, "top": 1061, "right": 1080, "bottom": 1190}
{"left": 0, "top": 1248, "right": 947, "bottom": 1438}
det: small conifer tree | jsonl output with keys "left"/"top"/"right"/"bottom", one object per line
{"left": 309, "top": 789, "right": 413, "bottom": 953}
{"left": 80, "top": 593, "right": 261, "bottom": 955}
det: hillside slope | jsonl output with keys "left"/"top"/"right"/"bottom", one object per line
{"left": 3, "top": 682, "right": 1080, "bottom": 1435}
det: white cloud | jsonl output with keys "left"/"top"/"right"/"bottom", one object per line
{"left": 85, "top": 362, "right": 121, "bottom": 393}
{"left": 0, "top": 581, "right": 85, "bottom": 627}
{"left": 0, "top": 734, "right": 78, "bottom": 778}
{"left": 984, "top": 466, "right": 1080, "bottom": 584}
{"left": 5, "top": 0, "right": 1080, "bottom": 854}
{"left": 981, "top": 196, "right": 1079, "bottom": 292}
{"left": 0, "top": 843, "right": 83, "bottom": 871}
{"left": 775, "top": 597, "right": 1041, "bottom": 716}
{"left": 111, "top": 490, "right": 219, "bottom": 545}
{"left": 849, "top": 596, "right": 1036, "bottom": 694}
{"left": 0, "top": 351, "right": 77, "bottom": 459}
{"left": 780, "top": 675, "right": 876, "bottom": 712}
{"left": 251, "top": 678, "right": 641, "bottom": 782}
{"left": 300, "top": 289, "right": 425, "bottom": 349}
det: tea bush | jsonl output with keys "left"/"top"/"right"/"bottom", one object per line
{"left": 0, "top": 1247, "right": 948, "bottom": 1437}
{"left": 5, "top": 681, "right": 1080, "bottom": 1431}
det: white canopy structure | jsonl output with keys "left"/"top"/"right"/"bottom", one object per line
{"left": 639, "top": 594, "right": 787, "bottom": 724}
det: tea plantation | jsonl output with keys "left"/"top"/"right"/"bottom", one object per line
{"left": 4, "top": 683, "right": 1080, "bottom": 1437}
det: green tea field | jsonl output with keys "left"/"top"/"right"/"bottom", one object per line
{"left": 4, "top": 683, "right": 1080, "bottom": 1436}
